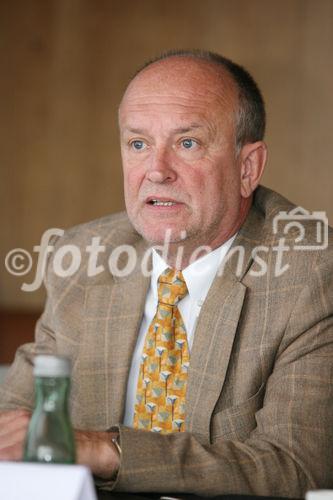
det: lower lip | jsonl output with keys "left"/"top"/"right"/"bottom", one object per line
{"left": 145, "top": 202, "right": 183, "bottom": 212}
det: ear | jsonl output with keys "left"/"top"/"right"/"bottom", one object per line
{"left": 239, "top": 141, "right": 267, "bottom": 198}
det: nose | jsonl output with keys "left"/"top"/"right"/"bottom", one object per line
{"left": 146, "top": 148, "right": 177, "bottom": 183}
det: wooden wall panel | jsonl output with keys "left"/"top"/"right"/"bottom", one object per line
{"left": 0, "top": 310, "right": 39, "bottom": 364}
{"left": 0, "top": 0, "right": 332, "bottom": 312}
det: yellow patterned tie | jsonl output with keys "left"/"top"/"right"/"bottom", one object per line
{"left": 133, "top": 268, "right": 189, "bottom": 433}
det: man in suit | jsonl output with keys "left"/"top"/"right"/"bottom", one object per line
{"left": 0, "top": 51, "right": 332, "bottom": 497}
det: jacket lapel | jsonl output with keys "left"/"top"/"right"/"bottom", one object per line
{"left": 105, "top": 263, "right": 150, "bottom": 427}
{"left": 73, "top": 238, "right": 150, "bottom": 430}
{"left": 186, "top": 267, "right": 246, "bottom": 443}
{"left": 186, "top": 198, "right": 267, "bottom": 443}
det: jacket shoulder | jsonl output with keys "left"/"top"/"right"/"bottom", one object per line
{"left": 252, "top": 185, "right": 333, "bottom": 251}
{"left": 53, "top": 211, "right": 141, "bottom": 249}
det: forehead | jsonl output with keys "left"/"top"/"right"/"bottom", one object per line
{"left": 119, "top": 57, "right": 238, "bottom": 124}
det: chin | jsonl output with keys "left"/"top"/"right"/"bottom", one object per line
{"left": 136, "top": 225, "right": 187, "bottom": 245}
{"left": 128, "top": 211, "right": 191, "bottom": 243}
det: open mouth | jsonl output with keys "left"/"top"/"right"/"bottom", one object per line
{"left": 148, "top": 199, "right": 177, "bottom": 207}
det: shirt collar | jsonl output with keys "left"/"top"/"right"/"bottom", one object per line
{"left": 151, "top": 234, "right": 237, "bottom": 303}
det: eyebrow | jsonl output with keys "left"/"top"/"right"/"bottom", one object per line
{"left": 173, "top": 124, "right": 203, "bottom": 134}
{"left": 123, "top": 123, "right": 203, "bottom": 135}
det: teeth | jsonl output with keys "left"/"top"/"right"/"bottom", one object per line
{"left": 151, "top": 200, "right": 175, "bottom": 206}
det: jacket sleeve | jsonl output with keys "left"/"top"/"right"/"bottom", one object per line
{"left": 0, "top": 304, "right": 59, "bottom": 412}
{"left": 0, "top": 238, "right": 61, "bottom": 411}
{"left": 112, "top": 252, "right": 333, "bottom": 498}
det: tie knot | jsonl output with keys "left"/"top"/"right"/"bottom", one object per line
{"left": 158, "top": 268, "right": 188, "bottom": 306}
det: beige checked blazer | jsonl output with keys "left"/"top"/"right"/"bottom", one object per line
{"left": 1, "top": 186, "right": 332, "bottom": 497}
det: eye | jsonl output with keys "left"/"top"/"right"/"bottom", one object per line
{"left": 180, "top": 138, "right": 198, "bottom": 149}
{"left": 130, "top": 140, "right": 146, "bottom": 151}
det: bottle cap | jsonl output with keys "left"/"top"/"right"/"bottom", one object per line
{"left": 33, "top": 355, "right": 71, "bottom": 378}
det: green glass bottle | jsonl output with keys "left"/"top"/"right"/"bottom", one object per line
{"left": 23, "top": 355, "right": 76, "bottom": 464}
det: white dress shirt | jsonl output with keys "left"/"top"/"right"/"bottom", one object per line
{"left": 123, "top": 235, "right": 237, "bottom": 427}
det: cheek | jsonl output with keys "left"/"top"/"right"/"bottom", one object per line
{"left": 123, "top": 168, "right": 143, "bottom": 196}
{"left": 191, "top": 169, "right": 224, "bottom": 202}
{"left": 122, "top": 150, "right": 147, "bottom": 192}
{"left": 192, "top": 171, "right": 229, "bottom": 218}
